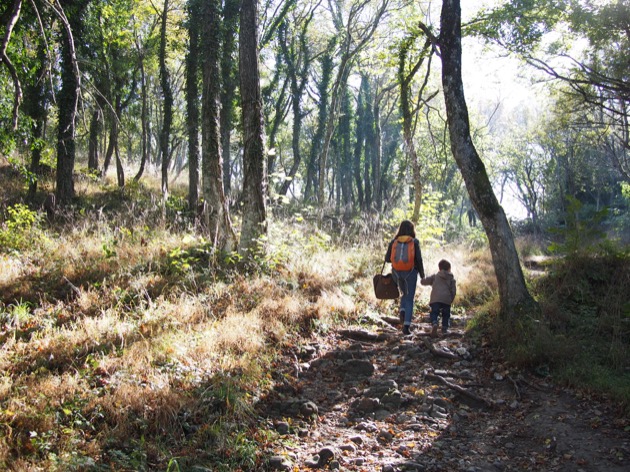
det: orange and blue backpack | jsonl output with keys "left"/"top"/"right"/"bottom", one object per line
{"left": 391, "top": 236, "right": 415, "bottom": 272}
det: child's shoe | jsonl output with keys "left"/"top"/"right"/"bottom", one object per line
{"left": 430, "top": 324, "right": 438, "bottom": 338}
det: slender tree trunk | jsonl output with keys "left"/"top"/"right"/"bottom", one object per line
{"left": 363, "top": 81, "right": 374, "bottom": 209}
{"left": 339, "top": 85, "right": 353, "bottom": 207}
{"left": 220, "top": 0, "right": 240, "bottom": 197}
{"left": 278, "top": 18, "right": 312, "bottom": 197}
{"left": 373, "top": 100, "right": 383, "bottom": 211}
{"left": 134, "top": 57, "right": 148, "bottom": 181}
{"left": 439, "top": 0, "right": 537, "bottom": 317}
{"left": 26, "top": 40, "right": 49, "bottom": 201}
{"left": 115, "top": 143, "right": 125, "bottom": 187}
{"left": 238, "top": 0, "right": 267, "bottom": 255}
{"left": 113, "top": 96, "right": 125, "bottom": 187}
{"left": 353, "top": 76, "right": 366, "bottom": 209}
{"left": 103, "top": 114, "right": 115, "bottom": 175}
{"left": 159, "top": 0, "right": 173, "bottom": 198}
{"left": 87, "top": 109, "right": 101, "bottom": 172}
{"left": 317, "top": 55, "right": 350, "bottom": 205}
{"left": 398, "top": 36, "right": 431, "bottom": 224}
{"left": 0, "top": 0, "right": 23, "bottom": 130}
{"left": 201, "top": 0, "right": 237, "bottom": 251}
{"left": 186, "top": 0, "right": 201, "bottom": 213}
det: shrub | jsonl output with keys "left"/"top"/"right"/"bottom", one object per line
{"left": 0, "top": 203, "right": 42, "bottom": 252}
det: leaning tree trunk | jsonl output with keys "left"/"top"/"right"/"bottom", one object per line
{"left": 201, "top": 0, "right": 237, "bottom": 251}
{"left": 238, "top": 0, "right": 267, "bottom": 256}
{"left": 439, "top": 0, "right": 537, "bottom": 317}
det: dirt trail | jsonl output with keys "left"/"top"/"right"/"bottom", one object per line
{"left": 258, "top": 314, "right": 629, "bottom": 471}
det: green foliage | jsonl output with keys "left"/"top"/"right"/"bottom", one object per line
{"left": 470, "top": 0, "right": 568, "bottom": 54}
{"left": 548, "top": 196, "right": 607, "bottom": 254}
{"left": 387, "top": 196, "right": 447, "bottom": 245}
{"left": 167, "top": 239, "right": 212, "bottom": 274}
{"left": 7, "top": 156, "right": 37, "bottom": 188}
{"left": 0, "top": 203, "right": 42, "bottom": 252}
{"left": 0, "top": 299, "right": 33, "bottom": 329}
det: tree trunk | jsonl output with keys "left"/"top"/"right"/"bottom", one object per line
{"left": 220, "top": 0, "right": 240, "bottom": 197}
{"left": 353, "top": 76, "right": 367, "bottom": 209}
{"left": 113, "top": 96, "right": 124, "bottom": 187}
{"left": 26, "top": 39, "right": 49, "bottom": 201}
{"left": 398, "top": 35, "right": 431, "bottom": 224}
{"left": 363, "top": 80, "right": 374, "bottom": 209}
{"left": 238, "top": 0, "right": 267, "bottom": 255}
{"left": 114, "top": 143, "right": 125, "bottom": 187}
{"left": 201, "top": 0, "right": 237, "bottom": 251}
{"left": 372, "top": 100, "right": 382, "bottom": 211}
{"left": 103, "top": 114, "right": 115, "bottom": 176}
{"left": 439, "top": 0, "right": 537, "bottom": 317}
{"left": 87, "top": 109, "right": 101, "bottom": 172}
{"left": 159, "top": 0, "right": 173, "bottom": 198}
{"left": 134, "top": 55, "right": 148, "bottom": 181}
{"left": 0, "top": 0, "right": 23, "bottom": 130}
{"left": 278, "top": 16, "right": 312, "bottom": 197}
{"left": 186, "top": 0, "right": 201, "bottom": 213}
{"left": 339, "top": 85, "right": 353, "bottom": 207}
{"left": 55, "top": 2, "right": 81, "bottom": 204}
{"left": 304, "top": 39, "right": 334, "bottom": 202}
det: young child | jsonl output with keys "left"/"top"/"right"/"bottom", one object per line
{"left": 421, "top": 259, "right": 457, "bottom": 337}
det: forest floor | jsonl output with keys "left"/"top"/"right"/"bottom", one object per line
{"left": 256, "top": 311, "right": 629, "bottom": 472}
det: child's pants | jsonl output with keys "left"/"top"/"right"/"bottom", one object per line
{"left": 429, "top": 302, "right": 451, "bottom": 328}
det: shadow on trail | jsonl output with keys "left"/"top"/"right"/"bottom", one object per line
{"left": 254, "top": 315, "right": 629, "bottom": 471}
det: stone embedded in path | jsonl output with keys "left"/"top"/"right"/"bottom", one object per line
{"left": 338, "top": 358, "right": 375, "bottom": 377}
{"left": 300, "top": 400, "right": 319, "bottom": 418}
{"left": 352, "top": 396, "right": 381, "bottom": 413}
{"left": 274, "top": 421, "right": 290, "bottom": 434}
{"left": 268, "top": 455, "right": 293, "bottom": 471}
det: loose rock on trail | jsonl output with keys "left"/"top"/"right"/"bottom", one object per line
{"left": 257, "top": 313, "right": 629, "bottom": 471}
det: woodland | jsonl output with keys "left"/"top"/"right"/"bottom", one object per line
{"left": 0, "top": 0, "right": 629, "bottom": 470}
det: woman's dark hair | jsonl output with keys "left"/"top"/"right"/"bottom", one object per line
{"left": 395, "top": 220, "right": 416, "bottom": 238}
{"left": 438, "top": 259, "right": 451, "bottom": 271}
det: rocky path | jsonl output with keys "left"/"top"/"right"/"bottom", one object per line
{"left": 258, "top": 314, "right": 629, "bottom": 471}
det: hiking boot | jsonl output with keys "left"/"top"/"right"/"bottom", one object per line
{"left": 430, "top": 324, "right": 438, "bottom": 338}
{"left": 442, "top": 326, "right": 448, "bottom": 335}
{"left": 402, "top": 325, "right": 411, "bottom": 335}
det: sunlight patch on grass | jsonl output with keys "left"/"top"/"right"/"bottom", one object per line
{"left": 0, "top": 255, "right": 24, "bottom": 286}
{"left": 316, "top": 288, "right": 356, "bottom": 318}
